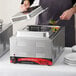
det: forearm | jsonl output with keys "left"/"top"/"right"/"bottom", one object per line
{"left": 60, "top": 5, "right": 76, "bottom": 20}
{"left": 71, "top": 6, "right": 76, "bottom": 14}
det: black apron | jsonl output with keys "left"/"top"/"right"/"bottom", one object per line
{"left": 38, "top": 0, "right": 75, "bottom": 47}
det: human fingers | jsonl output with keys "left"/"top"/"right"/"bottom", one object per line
{"left": 60, "top": 9, "right": 74, "bottom": 20}
{"left": 20, "top": 4, "right": 28, "bottom": 11}
{"left": 24, "top": 0, "right": 30, "bottom": 9}
{"left": 60, "top": 11, "right": 68, "bottom": 20}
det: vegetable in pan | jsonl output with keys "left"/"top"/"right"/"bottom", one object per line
{"left": 49, "top": 20, "right": 57, "bottom": 25}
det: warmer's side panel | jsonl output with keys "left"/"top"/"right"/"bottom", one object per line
{"left": 51, "top": 27, "right": 65, "bottom": 63}
{"left": 0, "top": 24, "right": 13, "bottom": 56}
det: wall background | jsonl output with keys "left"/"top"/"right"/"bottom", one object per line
{"left": 0, "top": 0, "right": 76, "bottom": 43}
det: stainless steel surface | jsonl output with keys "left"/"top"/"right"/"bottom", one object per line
{"left": 11, "top": 6, "right": 48, "bottom": 22}
{"left": 0, "top": 23, "right": 13, "bottom": 57}
{"left": 0, "top": 19, "right": 3, "bottom": 29}
{"left": 10, "top": 25, "right": 65, "bottom": 64}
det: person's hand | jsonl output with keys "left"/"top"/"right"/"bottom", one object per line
{"left": 20, "top": 0, "right": 30, "bottom": 12}
{"left": 60, "top": 8, "right": 74, "bottom": 20}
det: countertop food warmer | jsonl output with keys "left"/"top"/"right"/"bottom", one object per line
{"left": 10, "top": 25, "right": 65, "bottom": 65}
{"left": 0, "top": 23, "right": 13, "bottom": 57}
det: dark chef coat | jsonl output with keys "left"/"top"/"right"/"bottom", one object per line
{"left": 21, "top": 0, "right": 76, "bottom": 47}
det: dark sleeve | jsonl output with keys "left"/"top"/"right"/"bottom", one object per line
{"left": 72, "top": 0, "right": 76, "bottom": 5}
{"left": 21, "top": 0, "right": 34, "bottom": 5}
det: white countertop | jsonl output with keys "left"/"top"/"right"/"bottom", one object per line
{"left": 0, "top": 47, "right": 76, "bottom": 76}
